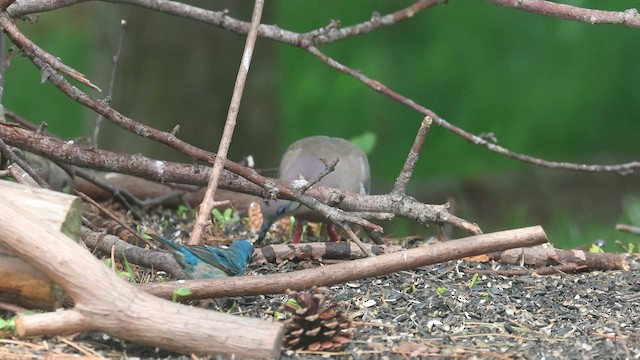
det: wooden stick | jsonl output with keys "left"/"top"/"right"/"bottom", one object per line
{"left": 139, "top": 226, "right": 548, "bottom": 300}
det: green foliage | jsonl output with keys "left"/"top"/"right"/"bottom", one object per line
{"left": 436, "top": 287, "right": 447, "bottom": 296}
{"left": 285, "top": 298, "right": 301, "bottom": 310}
{"left": 176, "top": 205, "right": 191, "bottom": 217}
{"left": 211, "top": 208, "right": 238, "bottom": 225}
{"left": 401, "top": 282, "right": 417, "bottom": 294}
{"left": 276, "top": 1, "right": 640, "bottom": 181}
{"left": 172, "top": 287, "right": 192, "bottom": 302}
{"left": 349, "top": 132, "right": 377, "bottom": 155}
{"left": 0, "top": 316, "right": 16, "bottom": 333}
{"left": 226, "top": 301, "right": 239, "bottom": 314}
{"left": 468, "top": 273, "right": 480, "bottom": 289}
{"left": 120, "top": 253, "right": 136, "bottom": 282}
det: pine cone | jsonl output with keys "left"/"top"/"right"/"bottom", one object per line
{"left": 281, "top": 287, "right": 352, "bottom": 351}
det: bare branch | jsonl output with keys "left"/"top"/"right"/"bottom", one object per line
{"left": 0, "top": 14, "right": 101, "bottom": 91}
{"left": 0, "top": 136, "right": 49, "bottom": 188}
{"left": 306, "top": 46, "right": 640, "bottom": 175}
{"left": 0, "top": 123, "right": 480, "bottom": 234}
{"left": 190, "top": 0, "right": 264, "bottom": 245}
{"left": 393, "top": 116, "right": 432, "bottom": 195}
{"left": 489, "top": 0, "right": 640, "bottom": 28}
{"left": 92, "top": 19, "right": 127, "bottom": 147}
{"left": 7, "top": 0, "right": 88, "bottom": 17}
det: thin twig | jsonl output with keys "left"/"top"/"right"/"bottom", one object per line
{"left": 616, "top": 224, "right": 640, "bottom": 236}
{"left": 306, "top": 46, "right": 639, "bottom": 175}
{"left": 0, "top": 14, "right": 100, "bottom": 91}
{"left": 393, "top": 116, "right": 432, "bottom": 195}
{"left": 342, "top": 224, "right": 375, "bottom": 257}
{"left": 189, "top": 0, "right": 265, "bottom": 245}
{"left": 299, "top": 157, "right": 339, "bottom": 193}
{"left": 0, "top": 136, "right": 49, "bottom": 188}
{"left": 93, "top": 19, "right": 127, "bottom": 147}
{"left": 73, "top": 189, "right": 154, "bottom": 247}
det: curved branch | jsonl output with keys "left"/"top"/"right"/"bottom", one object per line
{"left": 306, "top": 46, "right": 640, "bottom": 175}
{"left": 0, "top": 124, "right": 480, "bottom": 234}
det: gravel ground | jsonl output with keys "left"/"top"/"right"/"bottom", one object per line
{"left": 2, "top": 209, "right": 639, "bottom": 359}
{"left": 2, "top": 255, "right": 638, "bottom": 359}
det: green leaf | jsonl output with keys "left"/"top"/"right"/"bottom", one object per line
{"left": 285, "top": 298, "right": 300, "bottom": 310}
{"left": 349, "top": 131, "right": 377, "bottom": 155}
{"left": 469, "top": 273, "right": 479, "bottom": 288}
{"left": 436, "top": 287, "right": 447, "bottom": 296}
{"left": 212, "top": 208, "right": 225, "bottom": 222}
{"left": 172, "top": 287, "right": 193, "bottom": 302}
{"left": 121, "top": 252, "right": 136, "bottom": 282}
{"left": 176, "top": 205, "right": 190, "bottom": 216}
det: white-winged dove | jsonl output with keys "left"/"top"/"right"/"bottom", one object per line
{"left": 257, "top": 135, "right": 370, "bottom": 244}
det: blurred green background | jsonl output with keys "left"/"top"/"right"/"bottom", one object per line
{"left": 3, "top": 1, "right": 639, "bottom": 250}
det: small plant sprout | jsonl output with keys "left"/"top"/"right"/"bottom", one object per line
{"left": 211, "top": 208, "right": 238, "bottom": 225}
{"left": 172, "top": 287, "right": 192, "bottom": 302}
{"left": 120, "top": 253, "right": 136, "bottom": 282}
{"left": 176, "top": 205, "right": 191, "bottom": 217}
{"left": 469, "top": 273, "right": 480, "bottom": 289}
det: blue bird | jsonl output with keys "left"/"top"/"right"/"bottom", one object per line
{"left": 150, "top": 234, "right": 254, "bottom": 279}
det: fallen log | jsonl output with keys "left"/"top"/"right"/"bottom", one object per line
{"left": 0, "top": 180, "right": 80, "bottom": 310}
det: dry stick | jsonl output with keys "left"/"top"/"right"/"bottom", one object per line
{"left": 0, "top": 16, "right": 100, "bottom": 92}
{"left": 189, "top": 0, "right": 264, "bottom": 245}
{"left": 93, "top": 19, "right": 127, "bottom": 147}
{"left": 4, "top": 110, "right": 146, "bottom": 214}
{"left": 0, "top": 202, "right": 283, "bottom": 357}
{"left": 7, "top": 162, "right": 39, "bottom": 186}
{"left": 0, "top": 13, "right": 220, "bottom": 167}
{"left": 73, "top": 189, "right": 154, "bottom": 248}
{"left": 489, "top": 0, "right": 640, "bottom": 28}
{"left": 393, "top": 116, "right": 432, "bottom": 195}
{"left": 139, "top": 226, "right": 548, "bottom": 300}
{"left": 92, "top": 0, "right": 443, "bottom": 46}
{"left": 23, "top": 0, "right": 631, "bottom": 43}
{"left": 0, "top": 124, "right": 479, "bottom": 234}
{"left": 342, "top": 225, "right": 375, "bottom": 257}
{"left": 616, "top": 224, "right": 640, "bottom": 236}
{"left": 305, "top": 46, "right": 640, "bottom": 175}
{"left": 0, "top": 137, "right": 49, "bottom": 188}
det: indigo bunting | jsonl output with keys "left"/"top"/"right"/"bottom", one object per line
{"left": 150, "top": 234, "right": 254, "bottom": 279}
